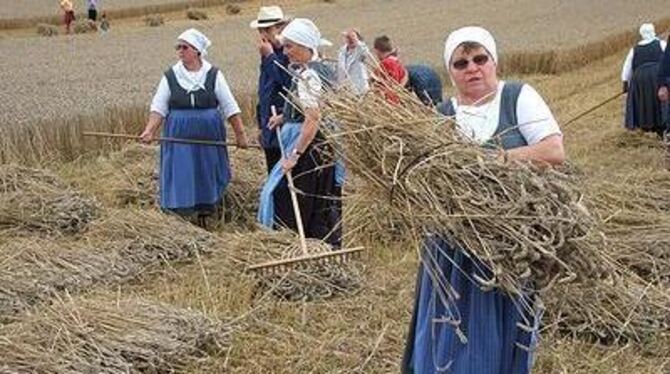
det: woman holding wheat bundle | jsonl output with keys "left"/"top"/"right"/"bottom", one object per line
{"left": 401, "top": 26, "right": 565, "bottom": 374}
{"left": 140, "top": 28, "right": 248, "bottom": 228}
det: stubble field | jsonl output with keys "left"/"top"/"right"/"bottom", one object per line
{"left": 1, "top": 0, "right": 670, "bottom": 373}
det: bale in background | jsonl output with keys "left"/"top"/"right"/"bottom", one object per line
{"left": 73, "top": 20, "right": 96, "bottom": 34}
{"left": 225, "top": 4, "right": 241, "bottom": 15}
{"left": 186, "top": 8, "right": 208, "bottom": 20}
{"left": 144, "top": 14, "right": 164, "bottom": 27}
{"left": 36, "top": 23, "right": 58, "bottom": 37}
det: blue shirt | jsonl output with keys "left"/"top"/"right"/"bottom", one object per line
{"left": 257, "top": 46, "right": 291, "bottom": 149}
{"left": 406, "top": 64, "right": 443, "bottom": 106}
{"left": 660, "top": 37, "right": 670, "bottom": 87}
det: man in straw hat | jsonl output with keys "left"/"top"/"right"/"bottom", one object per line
{"left": 402, "top": 26, "right": 564, "bottom": 374}
{"left": 250, "top": 6, "right": 292, "bottom": 173}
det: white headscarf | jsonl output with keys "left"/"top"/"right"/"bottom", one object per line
{"left": 638, "top": 23, "right": 657, "bottom": 45}
{"left": 443, "top": 26, "right": 498, "bottom": 69}
{"left": 177, "top": 28, "right": 212, "bottom": 56}
{"left": 279, "top": 18, "right": 332, "bottom": 57}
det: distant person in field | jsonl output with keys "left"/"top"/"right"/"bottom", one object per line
{"left": 402, "top": 26, "right": 564, "bottom": 374}
{"left": 59, "top": 0, "right": 75, "bottom": 34}
{"left": 405, "top": 64, "right": 443, "bottom": 106}
{"left": 86, "top": 0, "right": 98, "bottom": 22}
{"left": 99, "top": 12, "right": 109, "bottom": 33}
{"left": 621, "top": 23, "right": 667, "bottom": 136}
{"left": 250, "top": 5, "right": 292, "bottom": 174}
{"left": 336, "top": 28, "right": 371, "bottom": 95}
{"left": 371, "top": 35, "right": 408, "bottom": 103}
{"left": 140, "top": 28, "right": 249, "bottom": 229}
{"left": 658, "top": 33, "right": 670, "bottom": 134}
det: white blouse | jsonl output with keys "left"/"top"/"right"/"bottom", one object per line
{"left": 451, "top": 81, "right": 561, "bottom": 146}
{"left": 295, "top": 66, "right": 323, "bottom": 110}
{"left": 621, "top": 39, "right": 667, "bottom": 82}
{"left": 150, "top": 60, "right": 241, "bottom": 119}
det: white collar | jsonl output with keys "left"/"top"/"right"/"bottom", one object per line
{"left": 172, "top": 60, "right": 212, "bottom": 93}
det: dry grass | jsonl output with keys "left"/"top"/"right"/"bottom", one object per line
{"left": 0, "top": 296, "right": 233, "bottom": 373}
{"left": 0, "top": 208, "right": 220, "bottom": 321}
{"left": 0, "top": 164, "right": 100, "bottom": 235}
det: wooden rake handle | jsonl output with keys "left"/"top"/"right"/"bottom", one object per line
{"left": 272, "top": 106, "right": 309, "bottom": 255}
{"left": 83, "top": 131, "right": 262, "bottom": 149}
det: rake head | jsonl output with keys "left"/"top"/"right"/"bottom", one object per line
{"left": 246, "top": 247, "right": 364, "bottom": 275}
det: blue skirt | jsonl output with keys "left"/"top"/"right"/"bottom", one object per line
{"left": 160, "top": 108, "right": 230, "bottom": 215}
{"left": 402, "top": 234, "right": 541, "bottom": 374}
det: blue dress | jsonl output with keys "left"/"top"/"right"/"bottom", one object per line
{"left": 159, "top": 66, "right": 231, "bottom": 216}
{"left": 402, "top": 82, "right": 543, "bottom": 374}
{"left": 624, "top": 40, "right": 664, "bottom": 134}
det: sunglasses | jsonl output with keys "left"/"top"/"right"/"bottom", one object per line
{"left": 452, "top": 54, "right": 490, "bottom": 70}
{"left": 175, "top": 44, "right": 192, "bottom": 51}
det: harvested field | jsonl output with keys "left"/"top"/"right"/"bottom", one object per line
{"left": 1, "top": 0, "right": 670, "bottom": 372}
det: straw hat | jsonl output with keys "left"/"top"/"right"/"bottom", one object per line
{"left": 249, "top": 6, "right": 287, "bottom": 29}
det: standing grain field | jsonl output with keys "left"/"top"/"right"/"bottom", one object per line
{"left": 1, "top": 0, "right": 670, "bottom": 127}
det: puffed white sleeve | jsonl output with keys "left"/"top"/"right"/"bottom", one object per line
{"left": 516, "top": 84, "right": 562, "bottom": 145}
{"left": 214, "top": 70, "right": 241, "bottom": 119}
{"left": 149, "top": 76, "right": 170, "bottom": 117}
{"left": 621, "top": 48, "right": 634, "bottom": 82}
{"left": 297, "top": 69, "right": 323, "bottom": 109}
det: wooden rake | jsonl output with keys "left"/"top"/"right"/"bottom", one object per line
{"left": 246, "top": 107, "right": 363, "bottom": 275}
{"left": 83, "top": 131, "right": 262, "bottom": 149}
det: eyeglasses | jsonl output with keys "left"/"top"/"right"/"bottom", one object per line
{"left": 175, "top": 44, "right": 191, "bottom": 51}
{"left": 451, "top": 54, "right": 490, "bottom": 70}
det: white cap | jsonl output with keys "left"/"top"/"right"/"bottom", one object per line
{"left": 639, "top": 23, "right": 656, "bottom": 43}
{"left": 177, "top": 28, "right": 211, "bottom": 56}
{"left": 279, "top": 18, "right": 332, "bottom": 55}
{"left": 444, "top": 26, "right": 497, "bottom": 69}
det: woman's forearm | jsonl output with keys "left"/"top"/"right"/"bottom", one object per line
{"left": 228, "top": 114, "right": 245, "bottom": 136}
{"left": 293, "top": 108, "right": 320, "bottom": 154}
{"left": 507, "top": 134, "right": 565, "bottom": 166}
{"left": 144, "top": 112, "right": 163, "bottom": 134}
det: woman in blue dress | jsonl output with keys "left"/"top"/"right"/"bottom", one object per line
{"left": 401, "top": 26, "right": 566, "bottom": 374}
{"left": 140, "top": 28, "right": 248, "bottom": 227}
{"left": 621, "top": 23, "right": 667, "bottom": 135}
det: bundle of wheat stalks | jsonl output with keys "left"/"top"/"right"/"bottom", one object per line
{"left": 0, "top": 296, "right": 231, "bottom": 373}
{"left": 233, "top": 230, "right": 363, "bottom": 301}
{"left": 0, "top": 209, "right": 217, "bottom": 321}
{"left": 88, "top": 144, "right": 159, "bottom": 207}
{"left": 0, "top": 165, "right": 100, "bottom": 235}
{"left": 321, "top": 88, "right": 616, "bottom": 299}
